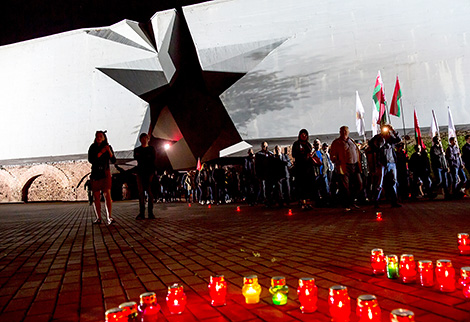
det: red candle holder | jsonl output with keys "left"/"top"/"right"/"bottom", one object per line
{"left": 166, "top": 283, "right": 187, "bottom": 314}
{"left": 208, "top": 275, "right": 227, "bottom": 306}
{"left": 458, "top": 233, "right": 470, "bottom": 255}
{"left": 105, "top": 307, "right": 125, "bottom": 322}
{"left": 417, "top": 260, "right": 433, "bottom": 287}
{"left": 297, "top": 277, "right": 318, "bottom": 313}
{"left": 356, "top": 294, "right": 381, "bottom": 321}
{"left": 138, "top": 292, "right": 160, "bottom": 322}
{"left": 328, "top": 285, "right": 350, "bottom": 322}
{"left": 390, "top": 308, "right": 415, "bottom": 321}
{"left": 376, "top": 212, "right": 383, "bottom": 221}
{"left": 399, "top": 254, "right": 416, "bottom": 284}
{"left": 119, "top": 301, "right": 138, "bottom": 321}
{"left": 435, "top": 259, "right": 455, "bottom": 292}
{"left": 371, "top": 249, "right": 385, "bottom": 275}
{"left": 458, "top": 267, "right": 470, "bottom": 298}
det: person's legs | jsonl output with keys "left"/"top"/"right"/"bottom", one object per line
{"left": 103, "top": 189, "right": 113, "bottom": 224}
{"left": 92, "top": 190, "right": 101, "bottom": 223}
{"left": 147, "top": 176, "right": 155, "bottom": 218}
{"left": 136, "top": 176, "right": 145, "bottom": 218}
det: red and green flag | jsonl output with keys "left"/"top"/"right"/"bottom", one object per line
{"left": 372, "top": 71, "right": 387, "bottom": 125}
{"left": 389, "top": 76, "right": 402, "bottom": 117}
{"left": 414, "top": 109, "right": 426, "bottom": 150}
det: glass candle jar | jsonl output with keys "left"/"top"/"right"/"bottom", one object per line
{"left": 371, "top": 249, "right": 386, "bottom": 275}
{"left": 417, "top": 260, "right": 433, "bottom": 287}
{"left": 356, "top": 294, "right": 381, "bottom": 321}
{"left": 297, "top": 277, "right": 318, "bottom": 313}
{"left": 386, "top": 255, "right": 399, "bottom": 279}
{"left": 458, "top": 233, "right": 470, "bottom": 255}
{"left": 435, "top": 259, "right": 455, "bottom": 292}
{"left": 269, "top": 276, "right": 289, "bottom": 305}
{"left": 208, "top": 275, "right": 227, "bottom": 306}
{"left": 458, "top": 267, "right": 470, "bottom": 298}
{"left": 328, "top": 285, "right": 350, "bottom": 322}
{"left": 376, "top": 212, "right": 383, "bottom": 221}
{"left": 242, "top": 275, "right": 262, "bottom": 304}
{"left": 399, "top": 254, "right": 416, "bottom": 283}
{"left": 166, "top": 283, "right": 187, "bottom": 314}
{"left": 119, "top": 302, "right": 138, "bottom": 322}
{"left": 138, "top": 292, "right": 160, "bottom": 322}
{"left": 390, "top": 308, "right": 415, "bottom": 321}
{"left": 105, "top": 307, "right": 125, "bottom": 322}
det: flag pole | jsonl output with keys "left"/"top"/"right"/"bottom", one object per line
{"left": 400, "top": 97, "right": 407, "bottom": 150}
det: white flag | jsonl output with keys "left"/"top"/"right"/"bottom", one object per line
{"left": 448, "top": 106, "right": 456, "bottom": 142}
{"left": 355, "top": 91, "right": 365, "bottom": 136}
{"left": 429, "top": 110, "right": 439, "bottom": 138}
{"left": 371, "top": 101, "right": 379, "bottom": 136}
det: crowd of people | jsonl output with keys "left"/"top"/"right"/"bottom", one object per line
{"left": 87, "top": 126, "right": 470, "bottom": 223}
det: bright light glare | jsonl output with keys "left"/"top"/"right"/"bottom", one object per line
{"left": 164, "top": 143, "right": 171, "bottom": 150}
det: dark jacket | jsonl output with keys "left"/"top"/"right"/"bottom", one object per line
{"left": 88, "top": 142, "right": 116, "bottom": 180}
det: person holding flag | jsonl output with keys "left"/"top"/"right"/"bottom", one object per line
{"left": 430, "top": 135, "right": 450, "bottom": 199}
{"left": 446, "top": 137, "right": 467, "bottom": 198}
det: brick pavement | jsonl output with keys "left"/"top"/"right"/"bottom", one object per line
{"left": 0, "top": 199, "right": 469, "bottom": 321}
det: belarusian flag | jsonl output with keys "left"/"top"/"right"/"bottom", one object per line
{"left": 414, "top": 109, "right": 426, "bottom": 149}
{"left": 389, "top": 76, "right": 402, "bottom": 117}
{"left": 372, "top": 71, "right": 387, "bottom": 125}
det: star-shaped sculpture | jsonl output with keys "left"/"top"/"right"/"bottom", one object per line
{"left": 92, "top": 8, "right": 286, "bottom": 169}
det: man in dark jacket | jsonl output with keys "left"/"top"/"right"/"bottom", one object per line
{"left": 430, "top": 135, "right": 449, "bottom": 198}
{"left": 369, "top": 124, "right": 402, "bottom": 208}
{"left": 446, "top": 137, "right": 467, "bottom": 197}
{"left": 134, "top": 133, "right": 156, "bottom": 219}
{"left": 409, "top": 144, "right": 432, "bottom": 198}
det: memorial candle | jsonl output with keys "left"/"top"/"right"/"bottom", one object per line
{"left": 458, "top": 233, "right": 470, "bottom": 255}
{"left": 435, "top": 259, "right": 455, "bottom": 292}
{"left": 297, "top": 277, "right": 317, "bottom": 313}
{"left": 399, "top": 254, "right": 416, "bottom": 283}
{"left": 208, "top": 275, "right": 227, "bottom": 306}
{"left": 166, "top": 283, "right": 187, "bottom": 314}
{"left": 119, "top": 302, "right": 138, "bottom": 322}
{"left": 458, "top": 267, "right": 470, "bottom": 298}
{"left": 105, "top": 307, "right": 125, "bottom": 322}
{"left": 356, "top": 294, "right": 381, "bottom": 321}
{"left": 138, "top": 292, "right": 160, "bottom": 322}
{"left": 386, "top": 255, "right": 399, "bottom": 279}
{"left": 242, "top": 275, "right": 262, "bottom": 304}
{"left": 417, "top": 260, "right": 433, "bottom": 287}
{"left": 390, "top": 308, "right": 415, "bottom": 322}
{"left": 376, "top": 212, "right": 383, "bottom": 221}
{"left": 328, "top": 285, "right": 350, "bottom": 322}
{"left": 269, "top": 276, "right": 289, "bottom": 305}
{"left": 371, "top": 249, "right": 386, "bottom": 275}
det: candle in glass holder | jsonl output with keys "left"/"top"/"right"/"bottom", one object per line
{"left": 166, "top": 283, "right": 187, "bottom": 314}
{"left": 376, "top": 212, "right": 383, "bottom": 221}
{"left": 242, "top": 275, "right": 262, "bottom": 304}
{"left": 119, "top": 302, "right": 138, "bottom": 322}
{"left": 297, "top": 277, "right": 317, "bottom": 313}
{"left": 458, "top": 267, "right": 470, "bottom": 298}
{"left": 208, "top": 275, "right": 227, "bottom": 306}
{"left": 399, "top": 254, "right": 416, "bottom": 283}
{"left": 328, "top": 285, "right": 350, "bottom": 322}
{"left": 386, "top": 255, "right": 399, "bottom": 279}
{"left": 138, "top": 292, "right": 160, "bottom": 322}
{"left": 371, "top": 249, "right": 386, "bottom": 275}
{"left": 417, "top": 260, "right": 433, "bottom": 287}
{"left": 435, "top": 259, "right": 455, "bottom": 292}
{"left": 356, "top": 294, "right": 381, "bottom": 321}
{"left": 458, "top": 233, "right": 470, "bottom": 255}
{"left": 390, "top": 308, "right": 415, "bottom": 321}
{"left": 105, "top": 307, "right": 125, "bottom": 322}
{"left": 269, "top": 276, "right": 289, "bottom": 305}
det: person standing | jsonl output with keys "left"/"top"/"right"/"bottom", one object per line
{"left": 273, "top": 145, "right": 292, "bottom": 206}
{"left": 446, "top": 137, "right": 467, "bottom": 198}
{"left": 243, "top": 149, "right": 257, "bottom": 205}
{"left": 134, "top": 133, "right": 156, "bottom": 219}
{"left": 330, "top": 126, "right": 363, "bottom": 211}
{"left": 369, "top": 124, "right": 402, "bottom": 208}
{"left": 430, "top": 135, "right": 450, "bottom": 199}
{"left": 88, "top": 130, "right": 116, "bottom": 225}
{"left": 292, "top": 129, "right": 314, "bottom": 209}
{"left": 255, "top": 141, "right": 274, "bottom": 206}
{"left": 409, "top": 144, "right": 433, "bottom": 198}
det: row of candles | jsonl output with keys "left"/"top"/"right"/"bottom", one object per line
{"left": 105, "top": 275, "right": 415, "bottom": 321}
{"left": 371, "top": 248, "right": 470, "bottom": 297}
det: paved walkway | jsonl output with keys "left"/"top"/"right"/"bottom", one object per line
{"left": 0, "top": 199, "right": 469, "bottom": 321}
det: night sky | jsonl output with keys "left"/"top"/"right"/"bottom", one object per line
{"left": 0, "top": 0, "right": 213, "bottom": 46}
